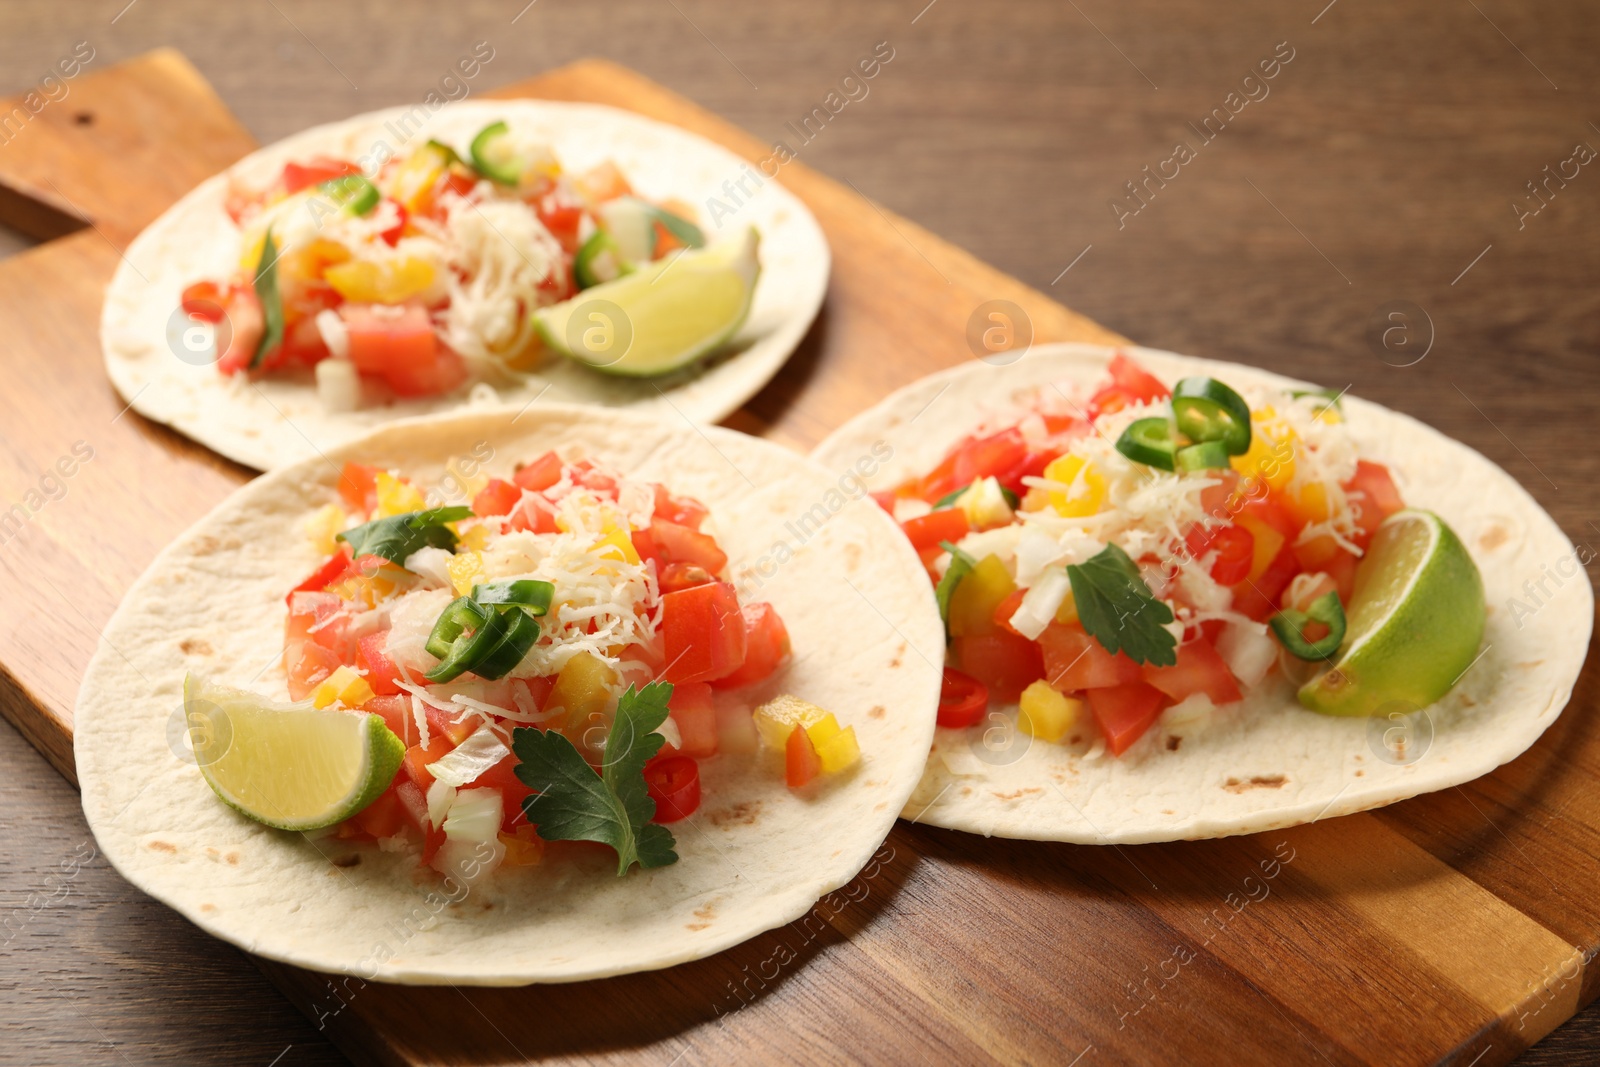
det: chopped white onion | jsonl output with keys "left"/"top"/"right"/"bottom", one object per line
{"left": 442, "top": 787, "right": 504, "bottom": 841}
{"left": 893, "top": 497, "right": 932, "bottom": 523}
{"left": 1163, "top": 692, "right": 1216, "bottom": 725}
{"left": 314, "top": 357, "right": 361, "bottom": 412}
{"left": 1216, "top": 620, "right": 1277, "bottom": 689}
{"left": 1009, "top": 569, "right": 1071, "bottom": 640}
{"left": 426, "top": 725, "right": 511, "bottom": 788}
{"left": 402, "top": 546, "right": 455, "bottom": 588}
{"left": 654, "top": 716, "right": 682, "bottom": 750}
{"left": 314, "top": 307, "right": 349, "bottom": 360}
{"left": 425, "top": 779, "right": 456, "bottom": 830}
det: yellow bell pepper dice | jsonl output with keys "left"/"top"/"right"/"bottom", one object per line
{"left": 326, "top": 256, "right": 435, "bottom": 304}
{"left": 551, "top": 652, "right": 619, "bottom": 737}
{"left": 447, "top": 551, "right": 484, "bottom": 597}
{"left": 375, "top": 471, "right": 426, "bottom": 517}
{"left": 592, "top": 526, "right": 641, "bottom": 567}
{"left": 947, "top": 554, "right": 1016, "bottom": 637}
{"left": 1018, "top": 681, "right": 1081, "bottom": 743}
{"left": 1234, "top": 514, "right": 1287, "bottom": 584}
{"left": 303, "top": 503, "right": 347, "bottom": 556}
{"left": 753, "top": 694, "right": 829, "bottom": 751}
{"left": 312, "top": 665, "right": 376, "bottom": 710}
{"left": 1231, "top": 412, "right": 1297, "bottom": 492}
{"left": 814, "top": 725, "right": 861, "bottom": 774}
{"left": 1044, "top": 455, "right": 1107, "bottom": 517}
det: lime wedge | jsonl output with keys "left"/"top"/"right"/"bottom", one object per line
{"left": 535, "top": 226, "right": 760, "bottom": 377}
{"left": 1297, "top": 510, "right": 1485, "bottom": 717}
{"left": 183, "top": 674, "right": 405, "bottom": 831}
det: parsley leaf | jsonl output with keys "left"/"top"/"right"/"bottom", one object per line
{"left": 336, "top": 506, "right": 473, "bottom": 566}
{"left": 934, "top": 541, "right": 977, "bottom": 640}
{"left": 1066, "top": 543, "right": 1177, "bottom": 666}
{"left": 250, "top": 228, "right": 285, "bottom": 370}
{"left": 514, "top": 682, "right": 679, "bottom": 876}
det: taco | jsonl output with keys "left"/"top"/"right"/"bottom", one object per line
{"left": 101, "top": 100, "right": 828, "bottom": 470}
{"left": 75, "top": 405, "right": 938, "bottom": 984}
{"left": 812, "top": 343, "right": 1590, "bottom": 843}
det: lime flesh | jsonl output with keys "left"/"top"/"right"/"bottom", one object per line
{"left": 1297, "top": 510, "right": 1486, "bottom": 717}
{"left": 184, "top": 674, "right": 404, "bottom": 831}
{"left": 536, "top": 226, "right": 760, "bottom": 377}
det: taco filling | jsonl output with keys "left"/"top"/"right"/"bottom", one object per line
{"left": 881, "top": 353, "right": 1484, "bottom": 757}
{"left": 180, "top": 122, "right": 734, "bottom": 403}
{"left": 188, "top": 453, "right": 858, "bottom": 882}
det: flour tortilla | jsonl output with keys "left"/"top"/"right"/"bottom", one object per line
{"left": 75, "top": 405, "right": 939, "bottom": 985}
{"left": 101, "top": 100, "right": 829, "bottom": 471}
{"left": 812, "top": 343, "right": 1591, "bottom": 844}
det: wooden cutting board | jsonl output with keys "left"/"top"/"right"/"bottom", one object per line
{"left": 1, "top": 49, "right": 1594, "bottom": 1067}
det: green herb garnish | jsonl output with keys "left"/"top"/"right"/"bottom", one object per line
{"left": 250, "top": 227, "right": 284, "bottom": 370}
{"left": 336, "top": 506, "right": 473, "bottom": 566}
{"left": 515, "top": 683, "right": 680, "bottom": 876}
{"left": 1066, "top": 543, "right": 1177, "bottom": 666}
{"left": 934, "top": 540, "right": 977, "bottom": 640}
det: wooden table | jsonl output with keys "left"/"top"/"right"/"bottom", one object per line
{"left": 2, "top": 2, "right": 1596, "bottom": 1064}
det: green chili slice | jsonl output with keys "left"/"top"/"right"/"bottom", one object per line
{"left": 1174, "top": 440, "right": 1231, "bottom": 472}
{"left": 1115, "top": 417, "right": 1179, "bottom": 471}
{"left": 1269, "top": 591, "right": 1347, "bottom": 660}
{"left": 317, "top": 173, "right": 380, "bottom": 216}
{"left": 934, "top": 541, "right": 977, "bottom": 640}
{"left": 469, "top": 608, "right": 542, "bottom": 680}
{"left": 573, "top": 230, "right": 628, "bottom": 289}
{"left": 1172, "top": 377, "right": 1253, "bottom": 456}
{"left": 424, "top": 596, "right": 490, "bottom": 665}
{"left": 469, "top": 121, "right": 522, "bottom": 185}
{"left": 250, "top": 227, "right": 284, "bottom": 370}
{"left": 471, "top": 579, "right": 555, "bottom": 615}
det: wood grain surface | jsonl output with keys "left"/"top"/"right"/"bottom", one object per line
{"left": 0, "top": 1, "right": 1595, "bottom": 1064}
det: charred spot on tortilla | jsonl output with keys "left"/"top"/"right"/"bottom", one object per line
{"left": 868, "top": 705, "right": 886, "bottom": 719}
{"left": 707, "top": 801, "right": 763, "bottom": 828}
{"left": 148, "top": 840, "right": 177, "bottom": 853}
{"left": 1165, "top": 736, "right": 1181, "bottom": 751}
{"left": 1223, "top": 775, "right": 1288, "bottom": 793}
{"left": 1478, "top": 523, "right": 1510, "bottom": 551}
{"left": 331, "top": 854, "right": 361, "bottom": 868}
{"left": 179, "top": 637, "right": 214, "bottom": 656}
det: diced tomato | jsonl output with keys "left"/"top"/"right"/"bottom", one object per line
{"left": 377, "top": 199, "right": 408, "bottom": 246}
{"left": 901, "top": 508, "right": 971, "bottom": 553}
{"left": 646, "top": 756, "right": 701, "bottom": 821}
{"left": 784, "top": 727, "right": 822, "bottom": 788}
{"left": 1344, "top": 460, "right": 1404, "bottom": 547}
{"left": 514, "top": 675, "right": 555, "bottom": 713}
{"left": 569, "top": 460, "right": 618, "bottom": 497}
{"left": 341, "top": 304, "right": 466, "bottom": 398}
{"left": 395, "top": 780, "right": 445, "bottom": 863}
{"left": 576, "top": 161, "right": 634, "bottom": 203}
{"left": 1229, "top": 541, "right": 1302, "bottom": 621}
{"left": 181, "top": 281, "right": 226, "bottom": 322}
{"left": 353, "top": 786, "right": 407, "bottom": 839}
{"left": 1142, "top": 639, "right": 1242, "bottom": 706}
{"left": 653, "top": 485, "right": 709, "bottom": 530}
{"left": 658, "top": 562, "right": 715, "bottom": 594}
{"left": 509, "top": 493, "right": 559, "bottom": 534}
{"left": 402, "top": 735, "right": 455, "bottom": 789}
{"left": 661, "top": 581, "right": 747, "bottom": 683}
{"left": 651, "top": 520, "right": 728, "bottom": 575}
{"left": 958, "top": 429, "right": 1031, "bottom": 490}
{"left": 357, "top": 630, "right": 404, "bottom": 696}
{"left": 287, "top": 545, "right": 354, "bottom": 602}
{"left": 937, "top": 667, "right": 989, "bottom": 728}
{"left": 215, "top": 284, "right": 265, "bottom": 375}
{"left": 512, "top": 451, "right": 564, "bottom": 493}
{"left": 1037, "top": 622, "right": 1142, "bottom": 690}
{"left": 668, "top": 682, "right": 718, "bottom": 758}
{"left": 281, "top": 157, "right": 362, "bottom": 195}
{"left": 283, "top": 597, "right": 346, "bottom": 700}
{"left": 992, "top": 588, "right": 1029, "bottom": 637}
{"left": 386, "top": 344, "right": 467, "bottom": 397}
{"left": 472, "top": 478, "right": 521, "bottom": 518}
{"left": 1236, "top": 488, "right": 1297, "bottom": 540}
{"left": 1199, "top": 468, "right": 1243, "bottom": 521}
{"left": 953, "top": 631, "right": 1044, "bottom": 703}
{"left": 1087, "top": 384, "right": 1138, "bottom": 420}
{"left": 425, "top": 705, "right": 479, "bottom": 747}
{"left": 1106, "top": 353, "right": 1171, "bottom": 404}
{"left": 1185, "top": 523, "right": 1255, "bottom": 586}
{"left": 338, "top": 462, "right": 381, "bottom": 515}
{"left": 1324, "top": 547, "right": 1360, "bottom": 602}
{"left": 364, "top": 694, "right": 416, "bottom": 747}
{"left": 711, "top": 603, "right": 791, "bottom": 689}
{"left": 1086, "top": 682, "right": 1167, "bottom": 756}
{"left": 870, "top": 490, "right": 897, "bottom": 515}
{"left": 533, "top": 192, "right": 586, "bottom": 253}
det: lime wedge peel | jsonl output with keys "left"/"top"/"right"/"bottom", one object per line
{"left": 535, "top": 226, "right": 761, "bottom": 378}
{"left": 183, "top": 674, "right": 404, "bottom": 832}
{"left": 1297, "top": 510, "right": 1486, "bottom": 717}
